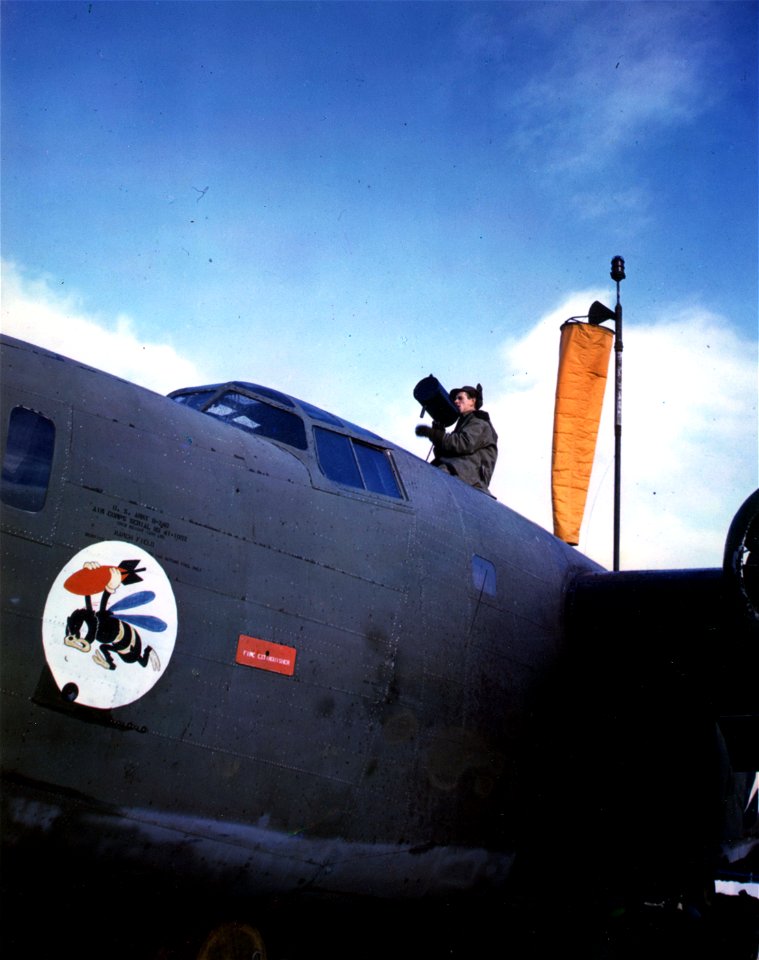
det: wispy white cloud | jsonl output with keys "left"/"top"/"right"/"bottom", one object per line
{"left": 491, "top": 3, "right": 725, "bottom": 210}
{"left": 1, "top": 261, "right": 208, "bottom": 394}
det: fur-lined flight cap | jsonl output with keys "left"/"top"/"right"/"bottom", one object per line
{"left": 449, "top": 383, "right": 483, "bottom": 410}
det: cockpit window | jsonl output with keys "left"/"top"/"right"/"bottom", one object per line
{"left": 172, "top": 389, "right": 217, "bottom": 411}
{"left": 2, "top": 406, "right": 55, "bottom": 512}
{"left": 203, "top": 391, "right": 308, "bottom": 450}
{"left": 170, "top": 385, "right": 402, "bottom": 491}
{"left": 314, "top": 427, "right": 403, "bottom": 499}
{"left": 297, "top": 400, "right": 345, "bottom": 427}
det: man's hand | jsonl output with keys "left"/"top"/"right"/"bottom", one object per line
{"left": 416, "top": 423, "right": 444, "bottom": 443}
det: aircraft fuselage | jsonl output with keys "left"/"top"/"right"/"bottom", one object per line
{"left": 1, "top": 334, "right": 601, "bottom": 902}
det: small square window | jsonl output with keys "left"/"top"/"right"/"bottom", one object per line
{"left": 472, "top": 555, "right": 497, "bottom": 597}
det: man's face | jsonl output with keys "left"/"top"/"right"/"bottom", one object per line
{"left": 453, "top": 392, "right": 477, "bottom": 415}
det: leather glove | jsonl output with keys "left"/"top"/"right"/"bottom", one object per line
{"left": 416, "top": 423, "right": 444, "bottom": 444}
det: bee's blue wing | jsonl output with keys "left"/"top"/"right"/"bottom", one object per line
{"left": 110, "top": 591, "right": 156, "bottom": 613}
{"left": 117, "top": 613, "right": 167, "bottom": 633}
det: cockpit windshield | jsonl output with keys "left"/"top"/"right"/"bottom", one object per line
{"left": 169, "top": 383, "right": 403, "bottom": 499}
{"left": 173, "top": 389, "right": 307, "bottom": 450}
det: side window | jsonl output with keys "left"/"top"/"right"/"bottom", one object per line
{"left": 472, "top": 555, "right": 497, "bottom": 597}
{"left": 314, "top": 429, "right": 363, "bottom": 487}
{"left": 354, "top": 443, "right": 401, "bottom": 498}
{"left": 2, "top": 407, "right": 55, "bottom": 512}
{"left": 314, "top": 427, "right": 403, "bottom": 499}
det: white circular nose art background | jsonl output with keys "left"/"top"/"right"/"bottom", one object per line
{"left": 43, "top": 540, "right": 178, "bottom": 709}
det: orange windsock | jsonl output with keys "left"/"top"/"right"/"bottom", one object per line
{"left": 551, "top": 320, "right": 613, "bottom": 545}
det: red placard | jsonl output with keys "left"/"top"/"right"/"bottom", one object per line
{"left": 236, "top": 634, "right": 297, "bottom": 676}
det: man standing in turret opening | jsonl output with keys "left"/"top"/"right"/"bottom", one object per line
{"left": 415, "top": 384, "right": 498, "bottom": 493}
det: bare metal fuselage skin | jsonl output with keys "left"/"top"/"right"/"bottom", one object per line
{"left": 1, "top": 335, "right": 604, "bottom": 904}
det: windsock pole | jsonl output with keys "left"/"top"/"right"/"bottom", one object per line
{"left": 610, "top": 256, "right": 625, "bottom": 571}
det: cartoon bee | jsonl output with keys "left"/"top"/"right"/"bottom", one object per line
{"left": 63, "top": 559, "right": 165, "bottom": 672}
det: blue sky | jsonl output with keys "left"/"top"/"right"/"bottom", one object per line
{"left": 2, "top": 0, "right": 757, "bottom": 570}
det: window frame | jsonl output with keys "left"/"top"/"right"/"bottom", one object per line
{"left": 313, "top": 426, "right": 405, "bottom": 501}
